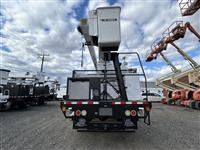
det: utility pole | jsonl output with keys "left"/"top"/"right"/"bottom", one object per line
{"left": 37, "top": 53, "right": 49, "bottom": 72}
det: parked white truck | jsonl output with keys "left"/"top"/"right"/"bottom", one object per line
{"left": 0, "top": 69, "right": 10, "bottom": 109}
{"left": 60, "top": 7, "right": 152, "bottom": 131}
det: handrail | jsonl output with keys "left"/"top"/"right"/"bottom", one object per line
{"left": 118, "top": 52, "right": 148, "bottom": 101}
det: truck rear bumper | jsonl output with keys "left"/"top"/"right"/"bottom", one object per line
{"left": 60, "top": 100, "right": 151, "bottom": 131}
{"left": 74, "top": 119, "right": 137, "bottom": 131}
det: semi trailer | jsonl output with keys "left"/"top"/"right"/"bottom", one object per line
{"left": 60, "top": 7, "right": 152, "bottom": 131}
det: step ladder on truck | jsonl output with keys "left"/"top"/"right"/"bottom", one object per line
{"left": 60, "top": 7, "right": 152, "bottom": 132}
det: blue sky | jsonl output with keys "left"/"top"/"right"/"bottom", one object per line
{"left": 0, "top": 0, "right": 200, "bottom": 84}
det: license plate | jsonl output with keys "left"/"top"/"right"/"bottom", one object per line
{"left": 99, "top": 108, "right": 112, "bottom": 116}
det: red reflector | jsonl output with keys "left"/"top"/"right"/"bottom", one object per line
{"left": 130, "top": 110, "right": 137, "bottom": 116}
{"left": 66, "top": 101, "right": 72, "bottom": 105}
{"left": 112, "top": 102, "right": 115, "bottom": 104}
{"left": 75, "top": 110, "right": 81, "bottom": 116}
{"left": 121, "top": 102, "right": 126, "bottom": 104}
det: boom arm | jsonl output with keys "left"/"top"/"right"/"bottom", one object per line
{"left": 160, "top": 52, "right": 180, "bottom": 73}
{"left": 77, "top": 19, "right": 98, "bottom": 70}
{"left": 170, "top": 42, "right": 199, "bottom": 69}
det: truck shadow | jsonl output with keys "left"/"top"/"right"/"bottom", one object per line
{"left": 72, "top": 131, "right": 138, "bottom": 149}
{"left": 0, "top": 101, "right": 58, "bottom": 112}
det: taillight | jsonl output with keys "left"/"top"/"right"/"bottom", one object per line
{"left": 75, "top": 110, "right": 81, "bottom": 116}
{"left": 81, "top": 110, "right": 87, "bottom": 116}
{"left": 130, "top": 110, "right": 137, "bottom": 116}
{"left": 125, "top": 110, "right": 131, "bottom": 116}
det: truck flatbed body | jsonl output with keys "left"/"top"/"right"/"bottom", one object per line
{"left": 60, "top": 100, "right": 151, "bottom": 131}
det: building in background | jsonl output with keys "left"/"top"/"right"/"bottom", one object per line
{"left": 140, "top": 81, "right": 163, "bottom": 96}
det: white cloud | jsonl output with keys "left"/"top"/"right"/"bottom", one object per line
{"left": 1, "top": 0, "right": 84, "bottom": 84}
{"left": 87, "top": 0, "right": 109, "bottom": 10}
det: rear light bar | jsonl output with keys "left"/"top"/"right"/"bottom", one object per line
{"left": 64, "top": 101, "right": 149, "bottom": 105}
{"left": 125, "top": 110, "right": 137, "bottom": 117}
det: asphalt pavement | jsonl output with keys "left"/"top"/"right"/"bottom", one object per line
{"left": 0, "top": 102, "right": 199, "bottom": 150}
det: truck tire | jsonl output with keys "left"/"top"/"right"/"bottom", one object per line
{"left": 195, "top": 101, "right": 200, "bottom": 110}
{"left": 188, "top": 100, "right": 196, "bottom": 109}
{"left": 38, "top": 99, "right": 45, "bottom": 105}
{"left": 174, "top": 100, "right": 178, "bottom": 105}
{"left": 167, "top": 99, "right": 174, "bottom": 105}
{"left": 180, "top": 100, "right": 185, "bottom": 106}
{"left": 6, "top": 101, "right": 12, "bottom": 110}
{"left": 1, "top": 101, "right": 12, "bottom": 110}
{"left": 18, "top": 103, "right": 27, "bottom": 109}
{"left": 176, "top": 100, "right": 182, "bottom": 106}
{"left": 0, "top": 104, "right": 6, "bottom": 111}
{"left": 175, "top": 100, "right": 180, "bottom": 105}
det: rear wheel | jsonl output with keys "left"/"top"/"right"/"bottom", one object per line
{"left": 188, "top": 100, "right": 196, "bottom": 109}
{"left": 195, "top": 101, "right": 200, "bottom": 109}
{"left": 1, "top": 102, "right": 12, "bottom": 110}
{"left": 5, "top": 101, "right": 12, "bottom": 110}
{"left": 38, "top": 99, "right": 44, "bottom": 105}
{"left": 37, "top": 97, "right": 45, "bottom": 105}
{"left": 18, "top": 103, "right": 28, "bottom": 109}
{"left": 176, "top": 100, "right": 182, "bottom": 106}
{"left": 175, "top": 100, "right": 179, "bottom": 105}
{"left": 167, "top": 99, "right": 174, "bottom": 105}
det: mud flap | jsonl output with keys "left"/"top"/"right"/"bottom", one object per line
{"left": 144, "top": 111, "right": 150, "bottom": 125}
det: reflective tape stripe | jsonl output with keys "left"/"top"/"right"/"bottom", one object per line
{"left": 137, "top": 102, "right": 143, "bottom": 104}
{"left": 82, "top": 102, "right": 88, "bottom": 104}
{"left": 93, "top": 102, "right": 99, "bottom": 104}
{"left": 112, "top": 101, "right": 149, "bottom": 105}
{"left": 77, "top": 101, "right": 82, "bottom": 104}
{"left": 64, "top": 101, "right": 148, "bottom": 105}
{"left": 65, "top": 101, "right": 99, "bottom": 105}
{"left": 114, "top": 102, "right": 121, "bottom": 104}
{"left": 88, "top": 101, "right": 93, "bottom": 104}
